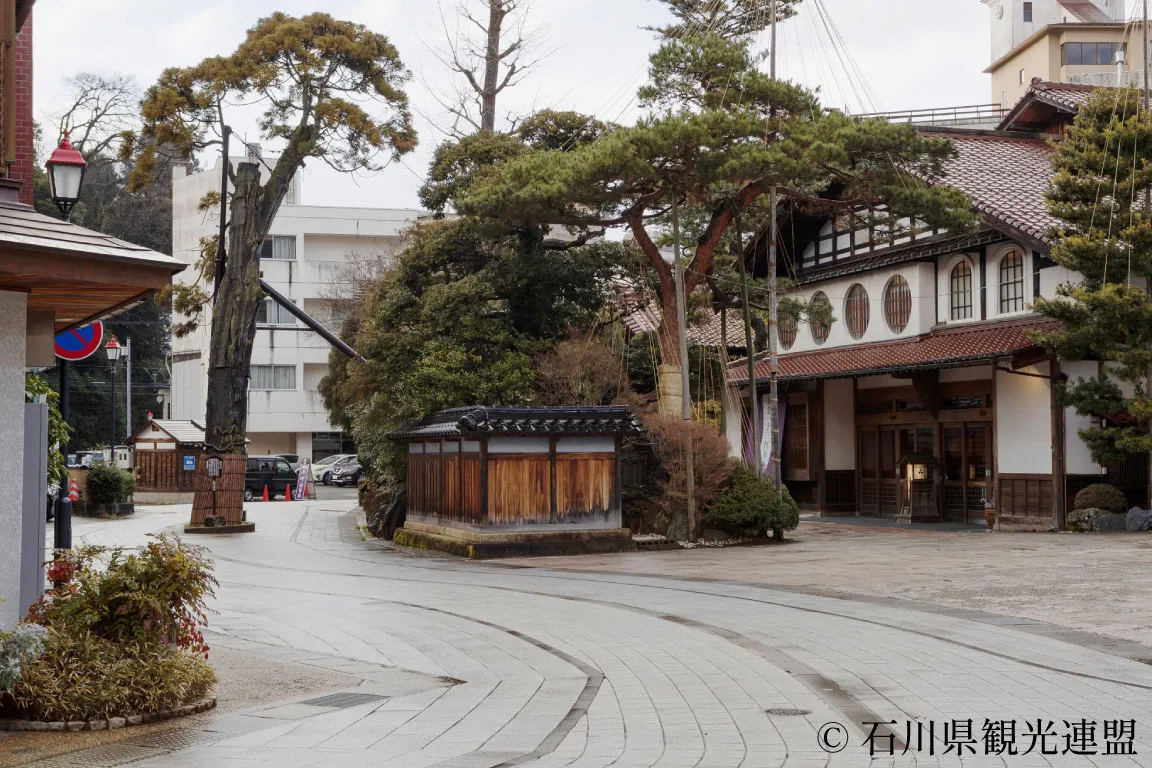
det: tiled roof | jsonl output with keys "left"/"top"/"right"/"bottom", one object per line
{"left": 389, "top": 406, "right": 645, "bottom": 441}
{"left": 618, "top": 283, "right": 745, "bottom": 349}
{"left": 932, "top": 133, "right": 1058, "bottom": 244}
{"left": 0, "top": 203, "right": 184, "bottom": 269}
{"left": 1020, "top": 80, "right": 1099, "bottom": 111}
{"left": 727, "top": 317, "right": 1058, "bottom": 384}
{"left": 150, "top": 420, "right": 206, "bottom": 445}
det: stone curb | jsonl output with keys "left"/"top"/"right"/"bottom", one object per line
{"left": 0, "top": 694, "right": 216, "bottom": 731}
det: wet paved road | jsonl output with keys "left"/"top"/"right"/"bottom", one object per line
{"left": 26, "top": 502, "right": 1152, "bottom": 767}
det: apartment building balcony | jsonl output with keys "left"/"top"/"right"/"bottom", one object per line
{"left": 853, "top": 103, "right": 1010, "bottom": 130}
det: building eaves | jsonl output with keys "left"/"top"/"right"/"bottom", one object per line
{"left": 389, "top": 406, "right": 646, "bottom": 441}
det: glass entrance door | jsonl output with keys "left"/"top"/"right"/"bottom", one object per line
{"left": 858, "top": 426, "right": 934, "bottom": 517}
{"left": 943, "top": 422, "right": 992, "bottom": 524}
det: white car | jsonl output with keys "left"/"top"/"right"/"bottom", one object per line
{"left": 311, "top": 454, "right": 355, "bottom": 484}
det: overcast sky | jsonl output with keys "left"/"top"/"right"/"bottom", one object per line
{"left": 34, "top": 0, "right": 992, "bottom": 211}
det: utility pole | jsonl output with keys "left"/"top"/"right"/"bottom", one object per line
{"left": 672, "top": 199, "right": 695, "bottom": 541}
{"left": 735, "top": 215, "right": 761, "bottom": 476}
{"left": 1144, "top": 0, "right": 1151, "bottom": 508}
{"left": 766, "top": 0, "right": 782, "bottom": 489}
{"left": 125, "top": 337, "right": 132, "bottom": 441}
{"left": 214, "top": 126, "right": 231, "bottom": 299}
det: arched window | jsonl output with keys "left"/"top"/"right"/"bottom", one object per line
{"left": 844, "top": 284, "right": 870, "bottom": 339}
{"left": 810, "top": 292, "right": 831, "bottom": 345}
{"left": 999, "top": 250, "right": 1025, "bottom": 313}
{"left": 778, "top": 312, "right": 797, "bottom": 350}
{"left": 950, "top": 261, "right": 973, "bottom": 320}
{"left": 884, "top": 275, "right": 912, "bottom": 333}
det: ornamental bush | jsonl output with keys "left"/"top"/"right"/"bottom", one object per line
{"left": 705, "top": 465, "right": 800, "bottom": 539}
{"left": 1072, "top": 483, "right": 1127, "bottom": 515}
{"left": 85, "top": 464, "right": 136, "bottom": 505}
{"left": 9, "top": 630, "right": 214, "bottom": 722}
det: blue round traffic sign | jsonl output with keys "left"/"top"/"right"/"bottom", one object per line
{"left": 54, "top": 321, "right": 104, "bottom": 361}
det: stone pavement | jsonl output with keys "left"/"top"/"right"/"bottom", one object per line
{"left": 12, "top": 503, "right": 1152, "bottom": 767}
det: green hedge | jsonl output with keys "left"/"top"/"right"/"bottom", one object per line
{"left": 85, "top": 464, "right": 136, "bottom": 505}
{"left": 704, "top": 466, "right": 800, "bottom": 539}
{"left": 1072, "top": 483, "right": 1127, "bottom": 515}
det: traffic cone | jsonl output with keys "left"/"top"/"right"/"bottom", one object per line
{"left": 68, "top": 477, "right": 80, "bottom": 502}
{"left": 262, "top": 485, "right": 269, "bottom": 502}
{"left": 285, "top": 484, "right": 293, "bottom": 502}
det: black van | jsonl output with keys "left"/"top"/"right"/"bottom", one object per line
{"left": 244, "top": 456, "right": 298, "bottom": 501}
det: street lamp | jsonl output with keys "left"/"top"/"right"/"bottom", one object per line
{"left": 46, "top": 130, "right": 88, "bottom": 221}
{"left": 105, "top": 337, "right": 122, "bottom": 466}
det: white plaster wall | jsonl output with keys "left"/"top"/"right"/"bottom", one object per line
{"left": 779, "top": 263, "right": 935, "bottom": 356}
{"left": 1061, "top": 359, "right": 1106, "bottom": 476}
{"left": 0, "top": 291, "right": 27, "bottom": 630}
{"left": 170, "top": 358, "right": 205, "bottom": 422}
{"left": 723, "top": 386, "right": 745, "bottom": 459}
{"left": 823, "top": 378, "right": 855, "bottom": 470}
{"left": 996, "top": 361, "right": 1054, "bottom": 474}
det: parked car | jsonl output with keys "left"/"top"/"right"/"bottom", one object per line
{"left": 277, "top": 454, "right": 301, "bottom": 472}
{"left": 311, "top": 454, "right": 354, "bottom": 484}
{"left": 244, "top": 456, "right": 298, "bottom": 501}
{"left": 329, "top": 458, "right": 363, "bottom": 487}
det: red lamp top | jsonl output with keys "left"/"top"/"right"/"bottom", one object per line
{"left": 104, "top": 336, "right": 121, "bottom": 352}
{"left": 47, "top": 131, "right": 87, "bottom": 169}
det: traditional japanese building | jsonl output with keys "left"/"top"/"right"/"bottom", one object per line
{"left": 725, "top": 81, "right": 1136, "bottom": 531}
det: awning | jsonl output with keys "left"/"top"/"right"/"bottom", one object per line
{"left": 728, "top": 317, "right": 1058, "bottom": 384}
{"left": 0, "top": 202, "right": 185, "bottom": 331}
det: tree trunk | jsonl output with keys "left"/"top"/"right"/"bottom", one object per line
{"left": 480, "top": 1, "right": 506, "bottom": 131}
{"left": 204, "top": 162, "right": 266, "bottom": 454}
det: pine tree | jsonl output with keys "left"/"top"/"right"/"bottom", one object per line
{"left": 1034, "top": 88, "right": 1152, "bottom": 496}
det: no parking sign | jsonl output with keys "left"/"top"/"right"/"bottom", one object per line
{"left": 54, "top": 322, "right": 104, "bottom": 361}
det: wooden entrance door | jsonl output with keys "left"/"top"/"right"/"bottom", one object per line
{"left": 942, "top": 422, "right": 992, "bottom": 524}
{"left": 858, "top": 426, "right": 914, "bottom": 517}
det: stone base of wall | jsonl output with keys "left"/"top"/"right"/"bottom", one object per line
{"left": 395, "top": 521, "right": 634, "bottom": 559}
{"left": 133, "top": 490, "right": 194, "bottom": 505}
{"left": 998, "top": 515, "right": 1055, "bottom": 532}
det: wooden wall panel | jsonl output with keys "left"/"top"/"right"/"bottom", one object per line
{"left": 442, "top": 455, "right": 461, "bottom": 521}
{"left": 135, "top": 450, "right": 199, "bottom": 491}
{"left": 487, "top": 455, "right": 551, "bottom": 525}
{"left": 461, "top": 455, "right": 483, "bottom": 524}
{"left": 190, "top": 454, "right": 245, "bottom": 525}
{"left": 998, "top": 473, "right": 1053, "bottom": 519}
{"left": 555, "top": 453, "right": 615, "bottom": 523}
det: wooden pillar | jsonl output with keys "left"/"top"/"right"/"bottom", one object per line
{"left": 1050, "top": 358, "right": 1066, "bottom": 530}
{"left": 852, "top": 377, "right": 861, "bottom": 517}
{"left": 991, "top": 359, "right": 999, "bottom": 527}
{"left": 479, "top": 438, "right": 489, "bottom": 526}
{"left": 549, "top": 436, "right": 558, "bottom": 524}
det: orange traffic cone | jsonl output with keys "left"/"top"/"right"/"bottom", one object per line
{"left": 285, "top": 484, "right": 293, "bottom": 502}
{"left": 68, "top": 477, "right": 80, "bottom": 502}
{"left": 262, "top": 485, "right": 269, "bottom": 502}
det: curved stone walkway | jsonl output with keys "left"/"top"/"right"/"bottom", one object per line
{"left": 25, "top": 502, "right": 1152, "bottom": 767}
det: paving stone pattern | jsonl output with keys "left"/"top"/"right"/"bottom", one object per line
{"left": 21, "top": 504, "right": 1152, "bottom": 767}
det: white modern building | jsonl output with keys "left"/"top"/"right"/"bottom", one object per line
{"left": 169, "top": 155, "right": 426, "bottom": 460}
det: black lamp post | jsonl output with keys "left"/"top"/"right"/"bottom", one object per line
{"left": 46, "top": 130, "right": 88, "bottom": 221}
{"left": 105, "top": 337, "right": 123, "bottom": 466}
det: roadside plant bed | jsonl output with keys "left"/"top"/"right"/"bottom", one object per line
{"left": 0, "top": 536, "right": 217, "bottom": 725}
{"left": 72, "top": 501, "right": 135, "bottom": 519}
{"left": 633, "top": 533, "right": 793, "bottom": 550}
{"left": 0, "top": 694, "right": 215, "bottom": 731}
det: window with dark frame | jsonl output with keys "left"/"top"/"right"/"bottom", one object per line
{"left": 999, "top": 250, "right": 1025, "bottom": 313}
{"left": 259, "top": 235, "right": 297, "bottom": 260}
{"left": 884, "top": 275, "right": 912, "bottom": 333}
{"left": 1023, "top": 2, "right": 1032, "bottom": 22}
{"left": 810, "top": 292, "right": 831, "bottom": 344}
{"left": 844, "top": 283, "right": 870, "bottom": 339}
{"left": 950, "top": 261, "right": 973, "bottom": 320}
{"left": 778, "top": 312, "right": 797, "bottom": 349}
{"left": 1062, "top": 41, "right": 1125, "bottom": 66}
{"left": 785, "top": 402, "right": 809, "bottom": 472}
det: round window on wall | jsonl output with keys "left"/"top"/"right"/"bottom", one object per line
{"left": 844, "top": 284, "right": 870, "bottom": 340}
{"left": 810, "top": 292, "right": 831, "bottom": 345}
{"left": 778, "top": 312, "right": 797, "bottom": 350}
{"left": 884, "top": 275, "right": 912, "bottom": 334}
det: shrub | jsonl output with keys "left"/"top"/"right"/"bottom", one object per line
{"left": 0, "top": 624, "right": 46, "bottom": 694}
{"left": 1072, "top": 483, "right": 1127, "bottom": 514}
{"left": 642, "top": 413, "right": 734, "bottom": 537}
{"left": 85, "top": 464, "right": 135, "bottom": 505}
{"left": 706, "top": 465, "right": 800, "bottom": 539}
{"left": 535, "top": 337, "right": 632, "bottom": 406}
{"left": 28, "top": 536, "right": 217, "bottom": 657}
{"left": 9, "top": 630, "right": 214, "bottom": 722}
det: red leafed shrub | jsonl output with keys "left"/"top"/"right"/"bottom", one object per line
{"left": 641, "top": 413, "right": 735, "bottom": 535}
